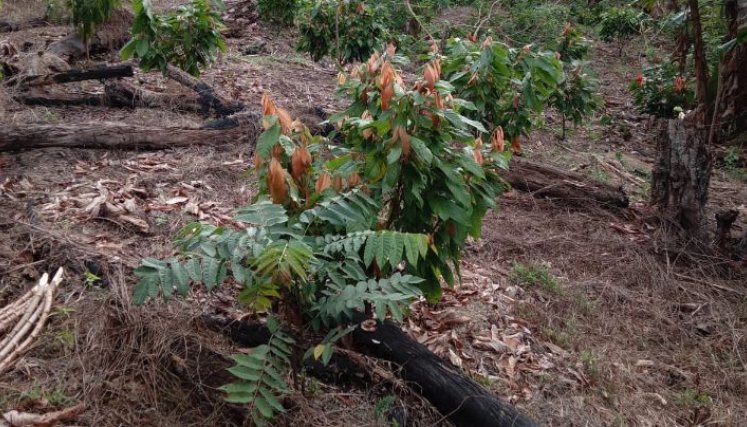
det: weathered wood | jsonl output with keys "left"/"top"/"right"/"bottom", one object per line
{"left": 13, "top": 81, "right": 204, "bottom": 113}
{"left": 6, "top": 64, "right": 133, "bottom": 87}
{"left": 165, "top": 65, "right": 244, "bottom": 117}
{"left": 502, "top": 158, "right": 630, "bottom": 208}
{"left": 651, "top": 115, "right": 712, "bottom": 237}
{"left": 0, "top": 122, "right": 250, "bottom": 152}
{"left": 352, "top": 317, "right": 537, "bottom": 427}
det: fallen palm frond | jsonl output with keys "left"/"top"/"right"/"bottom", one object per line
{"left": 0, "top": 267, "right": 64, "bottom": 374}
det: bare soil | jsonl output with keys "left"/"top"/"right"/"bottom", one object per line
{"left": 1, "top": 2, "right": 746, "bottom": 426}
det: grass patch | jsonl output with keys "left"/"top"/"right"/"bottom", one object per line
{"left": 510, "top": 263, "right": 561, "bottom": 294}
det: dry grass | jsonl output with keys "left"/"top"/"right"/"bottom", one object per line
{"left": 471, "top": 193, "right": 747, "bottom": 425}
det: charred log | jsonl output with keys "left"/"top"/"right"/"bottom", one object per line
{"left": 204, "top": 314, "right": 537, "bottom": 427}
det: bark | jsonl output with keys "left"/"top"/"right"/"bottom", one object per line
{"left": 651, "top": 115, "right": 711, "bottom": 237}
{"left": 714, "top": 0, "right": 747, "bottom": 137}
{"left": 165, "top": 65, "right": 245, "bottom": 117}
{"left": 5, "top": 64, "right": 134, "bottom": 87}
{"left": 687, "top": 0, "right": 709, "bottom": 112}
{"left": 502, "top": 158, "right": 630, "bottom": 209}
{"left": 0, "top": 122, "right": 252, "bottom": 152}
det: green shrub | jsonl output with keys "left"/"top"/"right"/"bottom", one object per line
{"left": 65, "top": 0, "right": 121, "bottom": 50}
{"left": 628, "top": 62, "right": 695, "bottom": 118}
{"left": 599, "top": 6, "right": 646, "bottom": 55}
{"left": 550, "top": 61, "right": 602, "bottom": 139}
{"left": 510, "top": 263, "right": 560, "bottom": 293}
{"left": 257, "top": 0, "right": 299, "bottom": 25}
{"left": 120, "top": 0, "right": 226, "bottom": 77}
{"left": 297, "top": 0, "right": 387, "bottom": 63}
{"left": 502, "top": 1, "right": 572, "bottom": 47}
{"left": 441, "top": 37, "right": 564, "bottom": 151}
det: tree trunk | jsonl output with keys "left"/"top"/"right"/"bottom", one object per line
{"left": 502, "top": 158, "right": 629, "bottom": 209}
{"left": 0, "top": 122, "right": 254, "bottom": 152}
{"left": 687, "top": 0, "right": 709, "bottom": 110}
{"left": 651, "top": 115, "right": 711, "bottom": 237}
{"left": 714, "top": 0, "right": 747, "bottom": 137}
{"left": 45, "top": 9, "right": 132, "bottom": 61}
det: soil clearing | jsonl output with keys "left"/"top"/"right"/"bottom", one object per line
{"left": 1, "top": 2, "right": 746, "bottom": 426}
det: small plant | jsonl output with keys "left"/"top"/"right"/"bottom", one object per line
{"left": 46, "top": 0, "right": 70, "bottom": 24}
{"left": 83, "top": 269, "right": 101, "bottom": 286}
{"left": 120, "top": 0, "right": 226, "bottom": 77}
{"left": 66, "top": 0, "right": 121, "bottom": 52}
{"left": 510, "top": 263, "right": 560, "bottom": 293}
{"left": 555, "top": 22, "right": 590, "bottom": 62}
{"left": 297, "top": 0, "right": 387, "bottom": 63}
{"left": 579, "top": 349, "right": 600, "bottom": 380}
{"left": 550, "top": 60, "right": 602, "bottom": 140}
{"left": 20, "top": 385, "right": 70, "bottom": 407}
{"left": 373, "top": 394, "right": 397, "bottom": 423}
{"left": 599, "top": 6, "right": 646, "bottom": 55}
{"left": 723, "top": 146, "right": 746, "bottom": 181}
{"left": 629, "top": 62, "right": 695, "bottom": 118}
{"left": 502, "top": 1, "right": 573, "bottom": 47}
{"left": 257, "top": 0, "right": 298, "bottom": 25}
{"left": 440, "top": 36, "right": 564, "bottom": 153}
{"left": 133, "top": 47, "right": 514, "bottom": 423}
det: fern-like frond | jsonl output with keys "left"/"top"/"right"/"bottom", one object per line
{"left": 221, "top": 317, "right": 294, "bottom": 425}
{"left": 299, "top": 189, "right": 380, "bottom": 232}
{"left": 314, "top": 272, "right": 423, "bottom": 322}
{"left": 253, "top": 239, "right": 315, "bottom": 281}
{"left": 235, "top": 201, "right": 289, "bottom": 227}
{"left": 362, "top": 231, "right": 430, "bottom": 269}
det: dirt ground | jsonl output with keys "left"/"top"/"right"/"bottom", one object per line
{"left": 1, "top": 1, "right": 746, "bottom": 426}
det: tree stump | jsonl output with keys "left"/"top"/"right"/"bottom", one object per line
{"left": 651, "top": 114, "right": 712, "bottom": 238}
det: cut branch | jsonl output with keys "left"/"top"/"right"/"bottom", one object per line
{"left": 502, "top": 158, "right": 630, "bottom": 208}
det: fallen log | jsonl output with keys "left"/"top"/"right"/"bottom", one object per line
{"left": 165, "top": 65, "right": 244, "bottom": 117}
{"left": 0, "top": 122, "right": 254, "bottom": 152}
{"left": 503, "top": 157, "right": 630, "bottom": 209}
{"left": 203, "top": 314, "right": 536, "bottom": 427}
{"left": 5, "top": 63, "right": 134, "bottom": 87}
{"left": 13, "top": 81, "right": 204, "bottom": 114}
